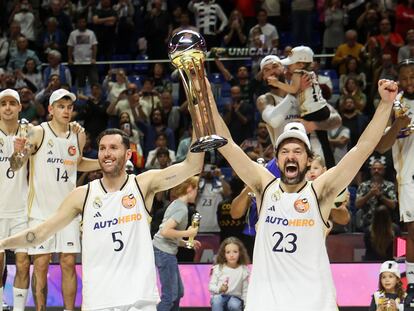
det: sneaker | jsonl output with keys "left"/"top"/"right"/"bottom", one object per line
{"left": 2, "top": 301, "right": 10, "bottom": 311}
{"left": 405, "top": 283, "right": 414, "bottom": 309}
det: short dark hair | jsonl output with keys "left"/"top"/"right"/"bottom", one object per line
{"left": 96, "top": 128, "right": 130, "bottom": 149}
{"left": 156, "top": 147, "right": 170, "bottom": 158}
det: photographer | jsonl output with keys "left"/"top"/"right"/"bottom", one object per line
{"left": 102, "top": 68, "right": 128, "bottom": 104}
{"left": 138, "top": 77, "right": 161, "bottom": 121}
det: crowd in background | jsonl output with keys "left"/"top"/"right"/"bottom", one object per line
{"left": 0, "top": 0, "right": 411, "bottom": 263}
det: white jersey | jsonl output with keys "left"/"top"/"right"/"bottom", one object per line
{"left": 245, "top": 179, "right": 338, "bottom": 311}
{"left": 296, "top": 70, "right": 327, "bottom": 117}
{"left": 28, "top": 122, "right": 79, "bottom": 220}
{"left": 0, "top": 125, "right": 28, "bottom": 218}
{"left": 81, "top": 175, "right": 159, "bottom": 310}
{"left": 392, "top": 97, "right": 414, "bottom": 185}
{"left": 196, "top": 181, "right": 223, "bottom": 232}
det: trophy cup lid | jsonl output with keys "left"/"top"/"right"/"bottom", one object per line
{"left": 168, "top": 30, "right": 207, "bottom": 69}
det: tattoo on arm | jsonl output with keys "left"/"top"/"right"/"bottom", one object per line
{"left": 26, "top": 231, "right": 36, "bottom": 243}
{"left": 165, "top": 174, "right": 177, "bottom": 181}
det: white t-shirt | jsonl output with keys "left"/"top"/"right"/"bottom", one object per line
{"left": 14, "top": 12, "right": 35, "bottom": 41}
{"left": 67, "top": 29, "right": 98, "bottom": 62}
{"left": 249, "top": 23, "right": 279, "bottom": 48}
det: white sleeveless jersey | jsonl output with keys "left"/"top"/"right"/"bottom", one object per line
{"left": 81, "top": 175, "right": 159, "bottom": 310}
{"left": 0, "top": 126, "right": 28, "bottom": 218}
{"left": 392, "top": 97, "right": 414, "bottom": 185}
{"left": 296, "top": 70, "right": 327, "bottom": 116}
{"left": 196, "top": 182, "right": 223, "bottom": 232}
{"left": 28, "top": 122, "right": 79, "bottom": 220}
{"left": 245, "top": 179, "right": 338, "bottom": 311}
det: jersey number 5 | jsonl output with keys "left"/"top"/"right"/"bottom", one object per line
{"left": 112, "top": 231, "right": 124, "bottom": 252}
{"left": 272, "top": 231, "right": 298, "bottom": 253}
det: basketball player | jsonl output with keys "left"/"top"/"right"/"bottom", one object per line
{"left": 0, "top": 128, "right": 204, "bottom": 311}
{"left": 376, "top": 59, "right": 414, "bottom": 305}
{"left": 209, "top": 78, "right": 398, "bottom": 310}
{"left": 10, "top": 89, "right": 100, "bottom": 311}
{"left": 257, "top": 55, "right": 341, "bottom": 168}
{"left": 0, "top": 89, "right": 30, "bottom": 311}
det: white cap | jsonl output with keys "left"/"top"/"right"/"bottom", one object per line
{"left": 49, "top": 89, "right": 76, "bottom": 106}
{"left": 281, "top": 46, "right": 314, "bottom": 65}
{"left": 275, "top": 122, "right": 311, "bottom": 150}
{"left": 380, "top": 261, "right": 400, "bottom": 278}
{"left": 0, "top": 89, "right": 20, "bottom": 104}
{"left": 260, "top": 55, "right": 281, "bottom": 71}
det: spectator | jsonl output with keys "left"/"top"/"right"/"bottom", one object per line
{"left": 67, "top": 15, "right": 99, "bottom": 91}
{"left": 103, "top": 68, "right": 128, "bottom": 105}
{"left": 371, "top": 54, "right": 398, "bottom": 107}
{"left": 328, "top": 123, "right": 351, "bottom": 164}
{"left": 355, "top": 156, "right": 397, "bottom": 232}
{"left": 395, "top": 0, "right": 414, "bottom": 40}
{"left": 323, "top": 0, "right": 347, "bottom": 55}
{"left": 7, "top": 21, "right": 22, "bottom": 57}
{"left": 138, "top": 77, "right": 161, "bottom": 120}
{"left": 339, "top": 56, "right": 367, "bottom": 91}
{"left": 364, "top": 206, "right": 401, "bottom": 261}
{"left": 223, "top": 86, "right": 254, "bottom": 145}
{"left": 332, "top": 29, "right": 365, "bottom": 75}
{"left": 151, "top": 63, "right": 172, "bottom": 94}
{"left": 7, "top": 35, "right": 41, "bottom": 72}
{"left": 106, "top": 82, "right": 140, "bottom": 128}
{"left": 76, "top": 0, "right": 98, "bottom": 26}
{"left": 261, "top": 0, "right": 281, "bottom": 30}
{"left": 18, "top": 86, "right": 44, "bottom": 124}
{"left": 145, "top": 133, "right": 176, "bottom": 169}
{"left": 38, "top": 17, "right": 67, "bottom": 60}
{"left": 398, "top": 29, "right": 414, "bottom": 62}
{"left": 160, "top": 91, "right": 181, "bottom": 135}
{"left": 356, "top": 6, "right": 380, "bottom": 43}
{"left": 92, "top": 0, "right": 117, "bottom": 60}
{"left": 340, "top": 77, "right": 367, "bottom": 112}
{"left": 171, "top": 10, "right": 197, "bottom": 35}
{"left": 240, "top": 122, "right": 273, "bottom": 162}
{"left": 118, "top": 111, "right": 144, "bottom": 169}
{"left": 20, "top": 58, "right": 43, "bottom": 92}
{"left": 45, "top": 0, "right": 73, "bottom": 39}
{"left": 0, "top": 26, "right": 9, "bottom": 68}
{"left": 188, "top": 0, "right": 228, "bottom": 48}
{"left": 291, "top": 0, "right": 314, "bottom": 47}
{"left": 248, "top": 9, "right": 278, "bottom": 49}
{"left": 143, "top": 0, "right": 172, "bottom": 60}
{"left": 113, "top": 0, "right": 135, "bottom": 54}
{"left": 222, "top": 10, "right": 247, "bottom": 48}
{"left": 9, "top": 0, "right": 36, "bottom": 45}
{"left": 43, "top": 49, "right": 72, "bottom": 87}
{"left": 34, "top": 74, "right": 61, "bottom": 113}
{"left": 77, "top": 83, "right": 109, "bottom": 145}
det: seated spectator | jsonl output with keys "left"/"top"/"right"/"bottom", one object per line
{"left": 145, "top": 132, "right": 176, "bottom": 169}
{"left": 339, "top": 56, "right": 367, "bottom": 91}
{"left": 35, "top": 73, "right": 61, "bottom": 112}
{"left": 119, "top": 111, "right": 145, "bottom": 170}
{"left": 0, "top": 26, "right": 9, "bottom": 68}
{"left": 10, "top": 0, "right": 36, "bottom": 45}
{"left": 150, "top": 63, "right": 172, "bottom": 94}
{"left": 18, "top": 86, "right": 44, "bottom": 124}
{"left": 103, "top": 68, "right": 128, "bottom": 105}
{"left": 248, "top": 9, "right": 278, "bottom": 49}
{"left": 355, "top": 156, "right": 398, "bottom": 232}
{"left": 223, "top": 10, "right": 247, "bottom": 47}
{"left": 77, "top": 83, "right": 109, "bottom": 145}
{"left": 106, "top": 83, "right": 140, "bottom": 129}
{"left": 398, "top": 29, "right": 414, "bottom": 63}
{"left": 160, "top": 90, "right": 181, "bottom": 137}
{"left": 7, "top": 21, "right": 22, "bottom": 57}
{"left": 340, "top": 77, "right": 367, "bottom": 113}
{"left": 7, "top": 35, "right": 41, "bottom": 72}
{"left": 332, "top": 29, "right": 365, "bottom": 75}
{"left": 364, "top": 206, "right": 401, "bottom": 261}
{"left": 43, "top": 49, "right": 72, "bottom": 87}
{"left": 138, "top": 77, "right": 161, "bottom": 120}
{"left": 20, "top": 58, "right": 43, "bottom": 92}
{"left": 39, "top": 17, "right": 67, "bottom": 60}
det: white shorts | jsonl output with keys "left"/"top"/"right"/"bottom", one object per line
{"left": 28, "top": 217, "right": 81, "bottom": 255}
{"left": 90, "top": 304, "right": 156, "bottom": 311}
{"left": 0, "top": 216, "right": 28, "bottom": 253}
{"left": 399, "top": 183, "right": 414, "bottom": 223}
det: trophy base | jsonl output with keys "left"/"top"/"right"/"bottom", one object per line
{"left": 185, "top": 242, "right": 193, "bottom": 249}
{"left": 190, "top": 135, "right": 228, "bottom": 153}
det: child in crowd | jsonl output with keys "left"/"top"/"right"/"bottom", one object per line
{"left": 209, "top": 237, "right": 250, "bottom": 311}
{"left": 268, "top": 45, "right": 331, "bottom": 122}
{"left": 307, "top": 155, "right": 350, "bottom": 235}
{"left": 369, "top": 261, "right": 406, "bottom": 311}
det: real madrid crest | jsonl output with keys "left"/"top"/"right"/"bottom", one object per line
{"left": 294, "top": 198, "right": 310, "bottom": 213}
{"left": 271, "top": 189, "right": 281, "bottom": 201}
{"left": 122, "top": 194, "right": 136, "bottom": 209}
{"left": 0, "top": 138, "right": 4, "bottom": 147}
{"left": 47, "top": 139, "right": 54, "bottom": 148}
{"left": 93, "top": 197, "right": 102, "bottom": 209}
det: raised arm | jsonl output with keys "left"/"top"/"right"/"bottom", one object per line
{"left": 313, "top": 80, "right": 397, "bottom": 208}
{"left": 230, "top": 186, "right": 251, "bottom": 219}
{"left": 10, "top": 124, "right": 43, "bottom": 171}
{"left": 77, "top": 131, "right": 100, "bottom": 172}
{"left": 376, "top": 114, "right": 411, "bottom": 153}
{"left": 269, "top": 74, "right": 301, "bottom": 95}
{"left": 0, "top": 186, "right": 86, "bottom": 250}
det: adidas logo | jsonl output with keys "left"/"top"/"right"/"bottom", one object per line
{"left": 48, "top": 150, "right": 53, "bottom": 155}
{"left": 94, "top": 212, "right": 102, "bottom": 218}
{"left": 39, "top": 245, "right": 44, "bottom": 249}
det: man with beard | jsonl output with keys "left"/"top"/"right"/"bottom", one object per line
{"left": 0, "top": 128, "right": 205, "bottom": 311}
{"left": 208, "top": 77, "right": 398, "bottom": 310}
{"left": 257, "top": 55, "right": 341, "bottom": 168}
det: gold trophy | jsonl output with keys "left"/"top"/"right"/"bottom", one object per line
{"left": 393, "top": 92, "right": 414, "bottom": 137}
{"left": 168, "top": 30, "right": 227, "bottom": 152}
{"left": 185, "top": 212, "right": 201, "bottom": 249}
{"left": 17, "top": 118, "right": 30, "bottom": 157}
